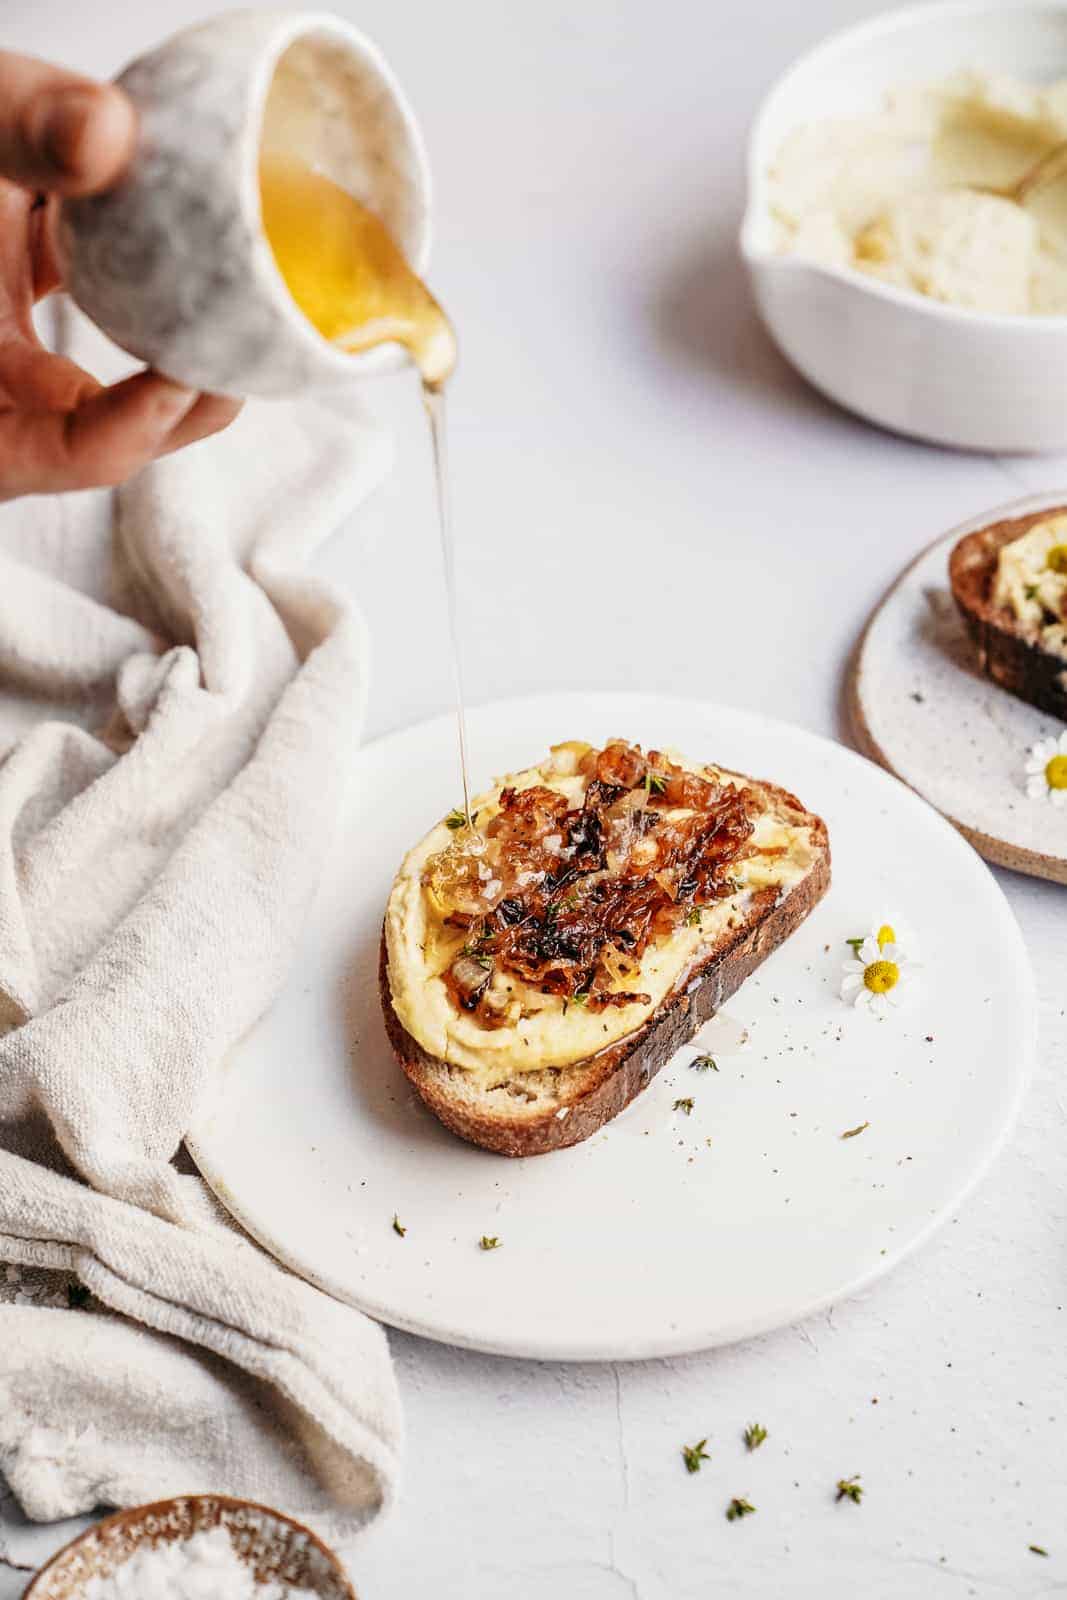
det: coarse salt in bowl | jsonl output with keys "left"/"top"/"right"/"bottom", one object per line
{"left": 23, "top": 1495, "right": 357, "bottom": 1600}
{"left": 81, "top": 1525, "right": 286, "bottom": 1599}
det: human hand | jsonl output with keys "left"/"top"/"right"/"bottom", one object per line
{"left": 0, "top": 51, "right": 242, "bottom": 501}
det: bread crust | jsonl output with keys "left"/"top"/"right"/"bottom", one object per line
{"left": 380, "top": 787, "right": 830, "bottom": 1158}
{"left": 949, "top": 509, "right": 1067, "bottom": 721}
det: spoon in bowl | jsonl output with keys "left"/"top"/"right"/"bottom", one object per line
{"left": 974, "top": 139, "right": 1067, "bottom": 206}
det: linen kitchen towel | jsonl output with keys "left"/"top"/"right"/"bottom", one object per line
{"left": 0, "top": 302, "right": 402, "bottom": 1566}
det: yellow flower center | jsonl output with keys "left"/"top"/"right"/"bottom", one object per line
{"left": 1046, "top": 755, "right": 1067, "bottom": 791}
{"left": 876, "top": 923, "right": 896, "bottom": 949}
{"left": 864, "top": 959, "right": 900, "bottom": 994}
{"left": 1046, "top": 543, "right": 1067, "bottom": 575}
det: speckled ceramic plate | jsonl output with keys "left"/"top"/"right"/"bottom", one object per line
{"left": 188, "top": 693, "right": 1034, "bottom": 1360}
{"left": 24, "top": 1495, "right": 355, "bottom": 1599}
{"left": 851, "top": 493, "right": 1067, "bottom": 885}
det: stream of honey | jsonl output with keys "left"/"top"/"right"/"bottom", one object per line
{"left": 259, "top": 157, "right": 472, "bottom": 821}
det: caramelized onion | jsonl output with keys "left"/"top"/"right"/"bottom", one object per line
{"left": 430, "top": 740, "right": 754, "bottom": 1023}
{"left": 448, "top": 955, "right": 493, "bottom": 1010}
{"left": 424, "top": 835, "right": 504, "bottom": 918}
{"left": 596, "top": 741, "right": 647, "bottom": 789}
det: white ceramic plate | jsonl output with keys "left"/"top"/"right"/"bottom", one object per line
{"left": 851, "top": 492, "right": 1067, "bottom": 885}
{"left": 189, "top": 693, "right": 1034, "bottom": 1360}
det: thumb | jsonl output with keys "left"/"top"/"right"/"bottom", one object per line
{"left": 0, "top": 51, "right": 136, "bottom": 196}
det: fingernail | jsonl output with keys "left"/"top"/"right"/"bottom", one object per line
{"left": 153, "top": 378, "right": 198, "bottom": 422}
{"left": 38, "top": 88, "right": 99, "bottom": 176}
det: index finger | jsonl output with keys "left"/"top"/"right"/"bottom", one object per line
{"left": 0, "top": 51, "right": 136, "bottom": 196}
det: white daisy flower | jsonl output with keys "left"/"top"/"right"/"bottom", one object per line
{"left": 846, "top": 920, "right": 919, "bottom": 966}
{"left": 840, "top": 923, "right": 914, "bottom": 1016}
{"left": 1025, "top": 732, "right": 1067, "bottom": 807}
{"left": 867, "top": 918, "right": 919, "bottom": 963}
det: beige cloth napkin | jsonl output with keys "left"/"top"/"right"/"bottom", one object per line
{"left": 0, "top": 304, "right": 402, "bottom": 1567}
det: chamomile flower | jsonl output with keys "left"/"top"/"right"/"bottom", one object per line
{"left": 840, "top": 923, "right": 914, "bottom": 1016}
{"left": 1024, "top": 732, "right": 1067, "bottom": 807}
{"left": 865, "top": 918, "right": 918, "bottom": 960}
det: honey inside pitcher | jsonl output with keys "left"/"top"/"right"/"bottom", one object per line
{"left": 258, "top": 156, "right": 457, "bottom": 389}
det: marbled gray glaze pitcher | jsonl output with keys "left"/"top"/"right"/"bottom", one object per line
{"left": 59, "top": 8, "right": 432, "bottom": 398}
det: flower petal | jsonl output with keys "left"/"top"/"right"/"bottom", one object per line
{"left": 859, "top": 938, "right": 881, "bottom": 965}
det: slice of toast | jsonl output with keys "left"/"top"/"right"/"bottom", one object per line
{"left": 950, "top": 509, "right": 1067, "bottom": 721}
{"left": 380, "top": 772, "right": 830, "bottom": 1158}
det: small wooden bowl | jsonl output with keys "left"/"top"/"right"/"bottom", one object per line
{"left": 23, "top": 1495, "right": 357, "bottom": 1599}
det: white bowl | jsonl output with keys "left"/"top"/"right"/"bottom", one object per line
{"left": 60, "top": 9, "right": 432, "bottom": 398}
{"left": 741, "top": 1, "right": 1067, "bottom": 452}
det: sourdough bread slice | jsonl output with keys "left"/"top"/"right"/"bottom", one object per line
{"left": 380, "top": 777, "right": 830, "bottom": 1158}
{"left": 950, "top": 510, "right": 1067, "bottom": 721}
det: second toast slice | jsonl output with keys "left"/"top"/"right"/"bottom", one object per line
{"left": 950, "top": 508, "right": 1067, "bottom": 721}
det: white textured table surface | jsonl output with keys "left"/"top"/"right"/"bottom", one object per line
{"left": 2, "top": 0, "right": 1065, "bottom": 1596}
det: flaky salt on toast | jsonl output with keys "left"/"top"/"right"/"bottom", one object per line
{"left": 380, "top": 744, "right": 830, "bottom": 1157}
{"left": 950, "top": 509, "right": 1067, "bottom": 722}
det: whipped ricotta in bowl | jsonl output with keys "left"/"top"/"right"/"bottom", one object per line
{"left": 767, "top": 72, "right": 1067, "bottom": 314}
